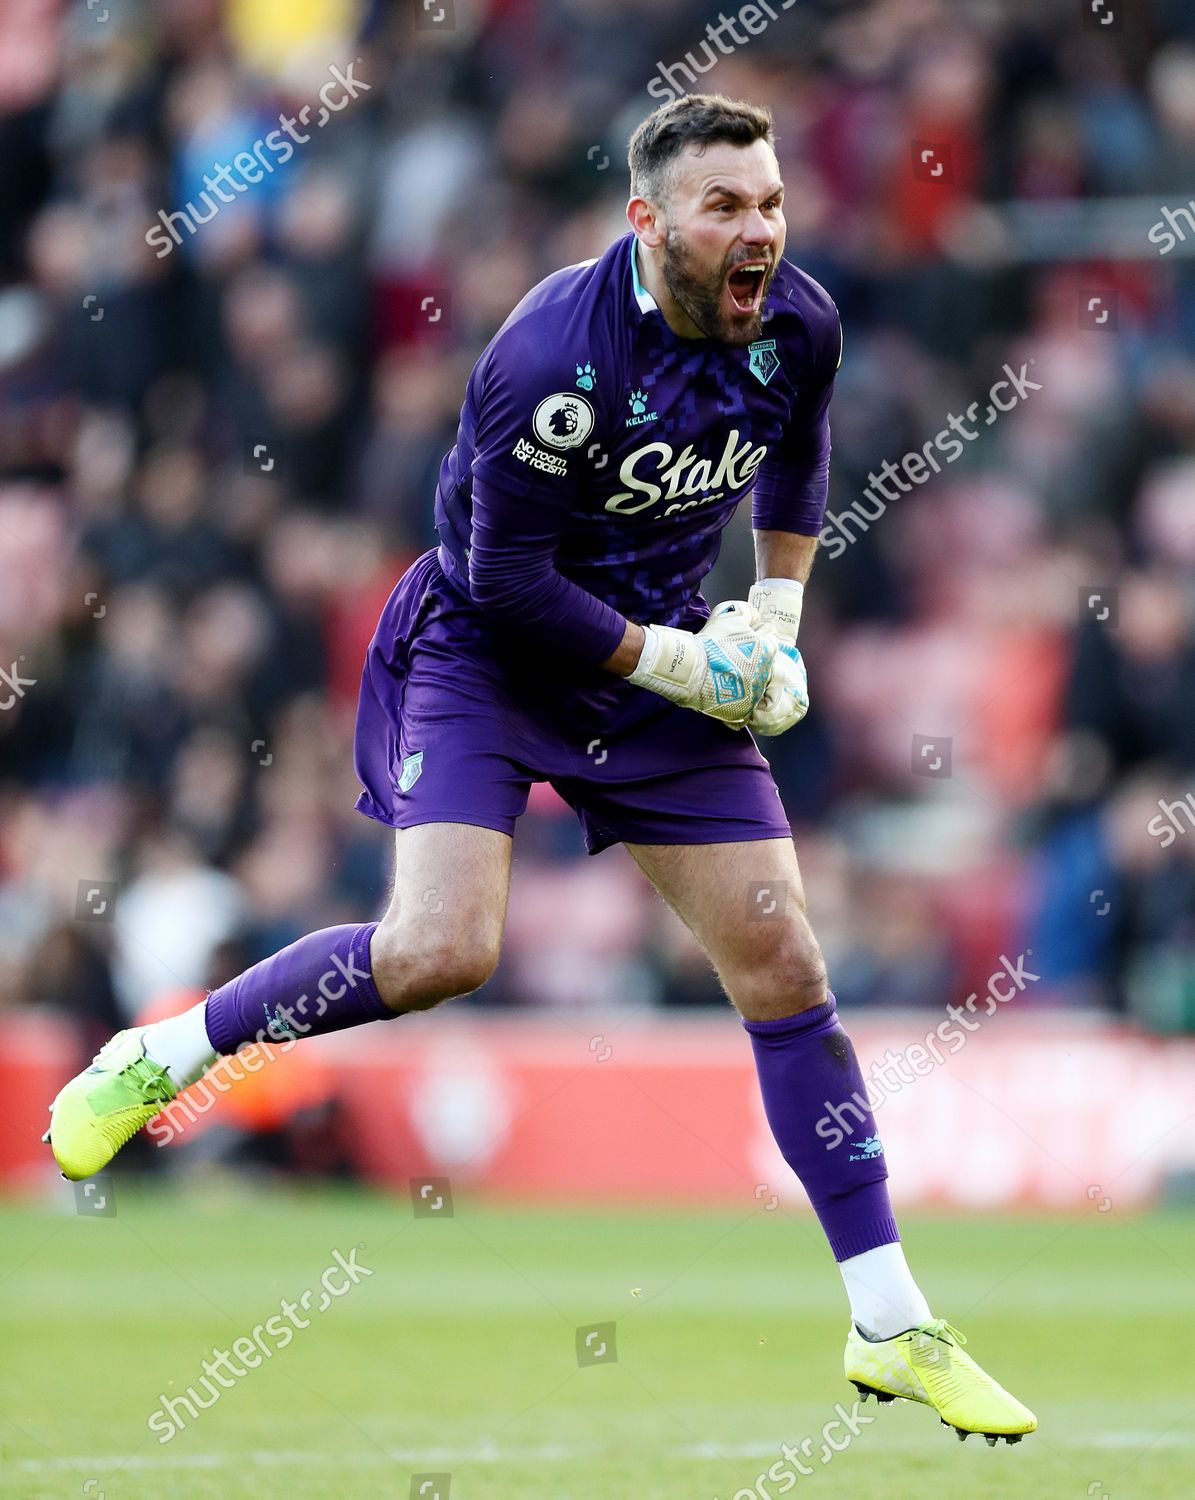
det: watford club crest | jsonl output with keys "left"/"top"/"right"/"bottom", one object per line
{"left": 747, "top": 338, "right": 779, "bottom": 386}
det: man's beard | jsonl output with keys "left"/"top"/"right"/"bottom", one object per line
{"left": 661, "top": 227, "right": 776, "bottom": 346}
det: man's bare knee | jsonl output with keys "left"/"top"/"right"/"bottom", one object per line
{"left": 370, "top": 824, "right": 511, "bottom": 1012}
{"left": 728, "top": 923, "right": 829, "bottom": 1021}
{"left": 370, "top": 926, "right": 499, "bottom": 1012}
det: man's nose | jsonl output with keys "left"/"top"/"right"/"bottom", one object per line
{"left": 739, "top": 209, "right": 775, "bottom": 247}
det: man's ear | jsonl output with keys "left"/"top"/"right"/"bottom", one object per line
{"left": 627, "top": 195, "right": 666, "bottom": 249}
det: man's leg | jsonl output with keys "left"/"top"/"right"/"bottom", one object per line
{"left": 624, "top": 835, "right": 929, "bottom": 1336}
{"left": 625, "top": 834, "right": 1036, "bottom": 1441}
{"left": 47, "top": 823, "right": 512, "bottom": 1180}
{"left": 199, "top": 821, "right": 513, "bottom": 1057}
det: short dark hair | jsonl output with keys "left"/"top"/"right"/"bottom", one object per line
{"left": 628, "top": 93, "right": 774, "bottom": 206}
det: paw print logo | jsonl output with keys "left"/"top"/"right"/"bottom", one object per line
{"left": 575, "top": 362, "right": 596, "bottom": 392}
{"left": 629, "top": 388, "right": 648, "bottom": 416}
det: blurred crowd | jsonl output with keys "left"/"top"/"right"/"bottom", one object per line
{"left": 2, "top": 0, "right": 1195, "bottom": 1048}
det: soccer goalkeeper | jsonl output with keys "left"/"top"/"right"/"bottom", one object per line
{"left": 48, "top": 92, "right": 1034, "bottom": 1446}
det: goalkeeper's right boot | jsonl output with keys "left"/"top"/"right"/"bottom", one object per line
{"left": 845, "top": 1319, "right": 1037, "bottom": 1445}
{"left": 45, "top": 1028, "right": 177, "bottom": 1180}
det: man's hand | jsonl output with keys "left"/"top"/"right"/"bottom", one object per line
{"left": 749, "top": 643, "right": 808, "bottom": 736}
{"left": 627, "top": 602, "right": 778, "bottom": 727}
{"left": 745, "top": 577, "right": 809, "bottom": 737}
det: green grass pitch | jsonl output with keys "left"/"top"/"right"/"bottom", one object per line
{"left": 1, "top": 1184, "right": 1191, "bottom": 1498}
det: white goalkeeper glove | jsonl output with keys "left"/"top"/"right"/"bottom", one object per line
{"left": 745, "top": 577, "right": 809, "bottom": 737}
{"left": 628, "top": 601, "right": 778, "bottom": 728}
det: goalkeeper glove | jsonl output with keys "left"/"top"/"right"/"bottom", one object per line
{"left": 628, "top": 602, "right": 777, "bottom": 727}
{"left": 746, "top": 577, "right": 809, "bottom": 737}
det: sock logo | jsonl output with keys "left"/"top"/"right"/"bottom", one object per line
{"left": 848, "top": 1135, "right": 884, "bottom": 1162}
{"left": 265, "top": 1001, "right": 300, "bottom": 1041}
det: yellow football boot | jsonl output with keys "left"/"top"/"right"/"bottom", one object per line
{"left": 845, "top": 1318, "right": 1037, "bottom": 1445}
{"left": 45, "top": 1028, "right": 176, "bottom": 1180}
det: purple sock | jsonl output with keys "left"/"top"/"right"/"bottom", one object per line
{"left": 204, "top": 923, "right": 392, "bottom": 1055}
{"left": 744, "top": 993, "right": 900, "bottom": 1261}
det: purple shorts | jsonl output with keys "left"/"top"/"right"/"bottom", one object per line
{"left": 353, "top": 549, "right": 792, "bottom": 855}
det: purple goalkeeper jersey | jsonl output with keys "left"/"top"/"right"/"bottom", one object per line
{"left": 431, "top": 230, "right": 840, "bottom": 734}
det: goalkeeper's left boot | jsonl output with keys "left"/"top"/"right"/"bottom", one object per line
{"left": 44, "top": 1028, "right": 177, "bottom": 1180}
{"left": 844, "top": 1319, "right": 1036, "bottom": 1445}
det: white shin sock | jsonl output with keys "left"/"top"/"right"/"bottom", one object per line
{"left": 838, "top": 1241, "right": 933, "bottom": 1339}
{"left": 141, "top": 1000, "right": 218, "bottom": 1090}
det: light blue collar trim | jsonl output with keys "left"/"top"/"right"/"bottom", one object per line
{"left": 630, "top": 237, "right": 657, "bottom": 314}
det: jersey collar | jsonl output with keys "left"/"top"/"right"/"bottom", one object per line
{"left": 629, "top": 237, "right": 657, "bottom": 315}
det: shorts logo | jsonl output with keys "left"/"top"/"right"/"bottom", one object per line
{"left": 512, "top": 437, "right": 568, "bottom": 476}
{"left": 398, "top": 751, "right": 424, "bottom": 792}
{"left": 748, "top": 338, "right": 779, "bottom": 386}
{"left": 533, "top": 392, "right": 595, "bottom": 450}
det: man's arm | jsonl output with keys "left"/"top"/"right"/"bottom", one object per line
{"left": 737, "top": 531, "right": 818, "bottom": 737}
{"left": 601, "top": 620, "right": 647, "bottom": 677}
{"left": 753, "top": 528, "right": 818, "bottom": 588}
{"left": 749, "top": 287, "right": 841, "bottom": 552}
{"left": 467, "top": 472, "right": 627, "bottom": 667}
{"left": 735, "top": 294, "right": 841, "bottom": 733}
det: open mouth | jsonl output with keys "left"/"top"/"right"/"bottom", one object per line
{"left": 727, "top": 260, "right": 769, "bottom": 315}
